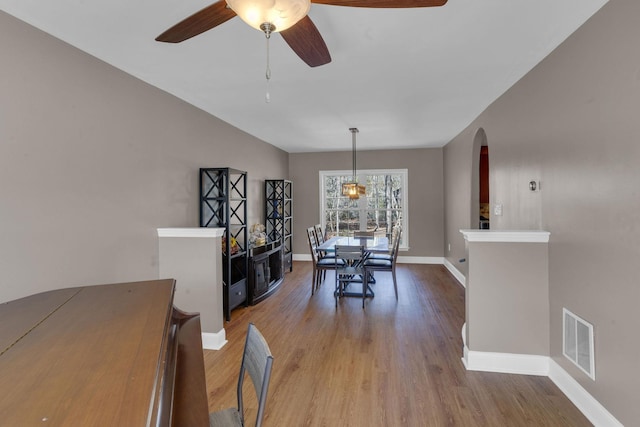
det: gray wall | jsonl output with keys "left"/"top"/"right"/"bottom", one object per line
{"left": 0, "top": 12, "right": 288, "bottom": 303}
{"left": 289, "top": 148, "right": 444, "bottom": 259}
{"left": 444, "top": 0, "right": 639, "bottom": 423}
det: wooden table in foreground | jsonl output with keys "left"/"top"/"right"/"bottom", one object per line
{"left": 0, "top": 279, "right": 209, "bottom": 427}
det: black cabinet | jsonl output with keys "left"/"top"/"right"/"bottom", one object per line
{"left": 248, "top": 242, "right": 284, "bottom": 305}
{"left": 200, "top": 168, "right": 248, "bottom": 321}
{"left": 265, "top": 180, "right": 293, "bottom": 272}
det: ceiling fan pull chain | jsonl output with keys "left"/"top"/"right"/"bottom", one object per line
{"left": 262, "top": 23, "right": 273, "bottom": 103}
{"left": 265, "top": 36, "right": 271, "bottom": 103}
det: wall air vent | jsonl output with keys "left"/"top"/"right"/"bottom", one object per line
{"left": 563, "top": 308, "right": 595, "bottom": 380}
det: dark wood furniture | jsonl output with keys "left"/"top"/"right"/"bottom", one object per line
{"left": 265, "top": 179, "right": 293, "bottom": 272}
{"left": 200, "top": 167, "right": 249, "bottom": 321}
{"left": 248, "top": 241, "right": 284, "bottom": 305}
{"left": 479, "top": 145, "right": 490, "bottom": 229}
{"left": 0, "top": 279, "right": 209, "bottom": 426}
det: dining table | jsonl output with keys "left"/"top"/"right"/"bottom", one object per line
{"left": 316, "top": 235, "right": 389, "bottom": 254}
{"left": 316, "top": 235, "right": 390, "bottom": 300}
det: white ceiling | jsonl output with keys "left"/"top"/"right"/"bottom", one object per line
{"left": 1, "top": 0, "right": 607, "bottom": 153}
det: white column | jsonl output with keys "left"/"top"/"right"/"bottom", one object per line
{"left": 460, "top": 229, "right": 550, "bottom": 374}
{"left": 158, "top": 227, "right": 226, "bottom": 350}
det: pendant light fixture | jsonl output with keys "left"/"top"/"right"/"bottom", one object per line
{"left": 341, "top": 128, "right": 366, "bottom": 200}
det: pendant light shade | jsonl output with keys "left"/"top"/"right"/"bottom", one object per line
{"left": 341, "top": 182, "right": 366, "bottom": 199}
{"left": 341, "top": 128, "right": 365, "bottom": 200}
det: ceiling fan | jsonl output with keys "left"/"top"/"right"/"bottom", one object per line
{"left": 156, "top": 0, "right": 448, "bottom": 67}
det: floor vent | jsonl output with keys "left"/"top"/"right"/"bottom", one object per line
{"left": 563, "top": 308, "right": 595, "bottom": 380}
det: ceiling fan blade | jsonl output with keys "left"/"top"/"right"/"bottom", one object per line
{"left": 311, "top": 0, "right": 446, "bottom": 7}
{"left": 156, "top": 1, "right": 237, "bottom": 43}
{"left": 280, "top": 16, "right": 331, "bottom": 67}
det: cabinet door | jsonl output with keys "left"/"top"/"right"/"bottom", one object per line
{"left": 252, "top": 257, "right": 270, "bottom": 298}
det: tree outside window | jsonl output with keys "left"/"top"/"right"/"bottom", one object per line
{"left": 320, "top": 169, "right": 408, "bottom": 248}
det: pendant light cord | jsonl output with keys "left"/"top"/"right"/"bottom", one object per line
{"left": 350, "top": 128, "right": 359, "bottom": 180}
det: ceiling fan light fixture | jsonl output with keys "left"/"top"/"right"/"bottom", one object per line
{"left": 226, "top": 0, "right": 311, "bottom": 33}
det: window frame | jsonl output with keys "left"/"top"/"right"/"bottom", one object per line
{"left": 319, "top": 168, "right": 409, "bottom": 250}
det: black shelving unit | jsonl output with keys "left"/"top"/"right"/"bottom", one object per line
{"left": 265, "top": 179, "right": 293, "bottom": 272}
{"left": 200, "top": 168, "right": 248, "bottom": 321}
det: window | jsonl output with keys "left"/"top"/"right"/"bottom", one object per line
{"left": 319, "top": 169, "right": 408, "bottom": 248}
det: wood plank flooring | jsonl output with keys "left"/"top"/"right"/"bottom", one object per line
{"left": 204, "top": 262, "right": 591, "bottom": 426}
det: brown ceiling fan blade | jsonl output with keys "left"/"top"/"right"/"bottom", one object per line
{"left": 311, "top": 0, "right": 446, "bottom": 7}
{"left": 280, "top": 16, "right": 331, "bottom": 67}
{"left": 156, "top": 1, "right": 237, "bottom": 43}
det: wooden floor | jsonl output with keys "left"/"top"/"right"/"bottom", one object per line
{"left": 204, "top": 262, "right": 591, "bottom": 426}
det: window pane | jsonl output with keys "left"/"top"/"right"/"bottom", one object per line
{"left": 337, "top": 197, "right": 351, "bottom": 209}
{"left": 326, "top": 176, "right": 339, "bottom": 197}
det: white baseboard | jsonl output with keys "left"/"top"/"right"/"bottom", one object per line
{"left": 462, "top": 346, "right": 549, "bottom": 376}
{"left": 202, "top": 329, "right": 227, "bottom": 350}
{"left": 396, "top": 256, "right": 443, "bottom": 264}
{"left": 462, "top": 348, "right": 623, "bottom": 427}
{"left": 548, "top": 359, "right": 623, "bottom": 427}
{"left": 444, "top": 258, "right": 466, "bottom": 287}
{"left": 293, "top": 254, "right": 444, "bottom": 265}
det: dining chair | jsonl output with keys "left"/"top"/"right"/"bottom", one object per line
{"left": 307, "top": 226, "right": 342, "bottom": 295}
{"left": 369, "top": 224, "right": 401, "bottom": 261}
{"left": 364, "top": 228, "right": 401, "bottom": 300}
{"left": 353, "top": 230, "right": 374, "bottom": 238}
{"left": 313, "top": 223, "right": 334, "bottom": 260}
{"left": 314, "top": 223, "right": 326, "bottom": 244}
{"left": 209, "top": 323, "right": 274, "bottom": 427}
{"left": 334, "top": 245, "right": 369, "bottom": 308}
